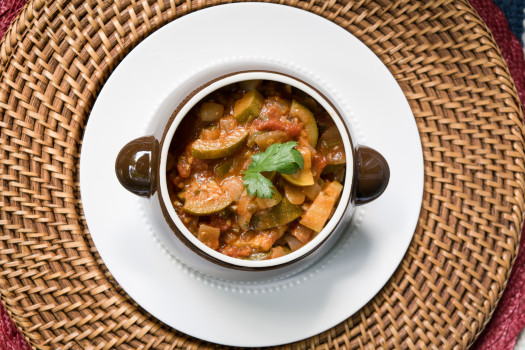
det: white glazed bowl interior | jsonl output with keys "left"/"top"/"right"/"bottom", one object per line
{"left": 159, "top": 71, "right": 353, "bottom": 269}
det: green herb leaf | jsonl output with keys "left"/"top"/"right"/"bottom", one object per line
{"left": 243, "top": 172, "right": 275, "bottom": 198}
{"left": 243, "top": 141, "right": 304, "bottom": 198}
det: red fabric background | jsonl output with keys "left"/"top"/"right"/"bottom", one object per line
{"left": 1, "top": 2, "right": 35, "bottom": 349}
{"left": 467, "top": 1, "right": 525, "bottom": 349}
{"left": 1, "top": 0, "right": 524, "bottom": 349}
{"left": 0, "top": 0, "right": 27, "bottom": 40}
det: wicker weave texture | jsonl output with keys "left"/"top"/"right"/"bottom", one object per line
{"left": 0, "top": 0, "right": 524, "bottom": 349}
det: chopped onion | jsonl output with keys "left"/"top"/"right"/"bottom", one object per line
{"left": 318, "top": 126, "right": 346, "bottom": 165}
{"left": 254, "top": 192, "right": 281, "bottom": 210}
{"left": 302, "top": 182, "right": 322, "bottom": 201}
{"left": 221, "top": 176, "right": 244, "bottom": 202}
{"left": 236, "top": 190, "right": 256, "bottom": 230}
{"left": 283, "top": 232, "right": 304, "bottom": 251}
{"left": 290, "top": 224, "right": 313, "bottom": 244}
{"left": 198, "top": 224, "right": 221, "bottom": 250}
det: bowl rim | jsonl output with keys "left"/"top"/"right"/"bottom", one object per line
{"left": 157, "top": 70, "right": 355, "bottom": 269}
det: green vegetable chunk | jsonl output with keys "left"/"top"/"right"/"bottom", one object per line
{"left": 243, "top": 142, "right": 304, "bottom": 198}
{"left": 250, "top": 197, "right": 303, "bottom": 230}
{"left": 192, "top": 128, "right": 248, "bottom": 159}
{"left": 215, "top": 159, "right": 233, "bottom": 177}
{"left": 233, "top": 90, "right": 263, "bottom": 122}
{"left": 290, "top": 100, "right": 318, "bottom": 147}
{"left": 183, "top": 193, "right": 233, "bottom": 216}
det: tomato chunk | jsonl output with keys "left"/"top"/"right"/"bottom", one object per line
{"left": 252, "top": 117, "right": 301, "bottom": 138}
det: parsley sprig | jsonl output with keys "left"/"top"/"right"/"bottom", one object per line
{"left": 243, "top": 141, "right": 304, "bottom": 198}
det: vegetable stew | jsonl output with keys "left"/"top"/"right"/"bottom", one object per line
{"left": 167, "top": 80, "right": 346, "bottom": 260}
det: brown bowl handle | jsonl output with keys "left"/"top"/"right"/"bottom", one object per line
{"left": 115, "top": 136, "right": 159, "bottom": 197}
{"left": 354, "top": 146, "right": 390, "bottom": 205}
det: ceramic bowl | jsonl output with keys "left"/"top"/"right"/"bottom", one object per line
{"left": 114, "top": 70, "right": 389, "bottom": 281}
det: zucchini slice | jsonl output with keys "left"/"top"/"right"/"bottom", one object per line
{"left": 233, "top": 90, "right": 264, "bottom": 122}
{"left": 192, "top": 128, "right": 248, "bottom": 159}
{"left": 182, "top": 181, "right": 233, "bottom": 216}
{"left": 250, "top": 197, "right": 303, "bottom": 231}
{"left": 290, "top": 100, "right": 318, "bottom": 147}
{"left": 183, "top": 193, "right": 233, "bottom": 216}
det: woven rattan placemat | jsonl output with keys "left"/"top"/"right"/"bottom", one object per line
{"left": 1, "top": 0, "right": 524, "bottom": 348}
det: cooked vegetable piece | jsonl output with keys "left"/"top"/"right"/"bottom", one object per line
{"left": 259, "top": 96, "right": 291, "bottom": 120}
{"left": 283, "top": 232, "right": 304, "bottom": 251}
{"left": 318, "top": 126, "right": 346, "bottom": 165}
{"left": 300, "top": 181, "right": 343, "bottom": 232}
{"left": 284, "top": 182, "right": 305, "bottom": 205}
{"left": 215, "top": 159, "right": 233, "bottom": 177}
{"left": 198, "top": 224, "right": 221, "bottom": 249}
{"left": 254, "top": 189, "right": 282, "bottom": 210}
{"left": 233, "top": 90, "right": 263, "bottom": 122}
{"left": 200, "top": 127, "right": 221, "bottom": 140}
{"left": 246, "top": 131, "right": 260, "bottom": 148}
{"left": 251, "top": 197, "right": 303, "bottom": 230}
{"left": 192, "top": 127, "right": 248, "bottom": 159}
{"left": 176, "top": 190, "right": 187, "bottom": 202}
{"left": 290, "top": 100, "right": 318, "bottom": 147}
{"left": 282, "top": 169, "right": 314, "bottom": 187}
{"left": 218, "top": 244, "right": 252, "bottom": 258}
{"left": 302, "top": 181, "right": 323, "bottom": 201}
{"left": 183, "top": 196, "right": 232, "bottom": 216}
{"left": 183, "top": 183, "right": 233, "bottom": 216}
{"left": 269, "top": 246, "right": 289, "bottom": 259}
{"left": 219, "top": 116, "right": 238, "bottom": 133}
{"left": 221, "top": 176, "right": 244, "bottom": 202}
{"left": 177, "top": 159, "right": 192, "bottom": 178}
{"left": 254, "top": 130, "right": 290, "bottom": 151}
{"left": 282, "top": 147, "right": 314, "bottom": 186}
{"left": 332, "top": 166, "right": 346, "bottom": 183}
{"left": 246, "top": 225, "right": 287, "bottom": 251}
{"left": 290, "top": 224, "right": 314, "bottom": 244}
{"left": 311, "top": 154, "right": 327, "bottom": 180}
{"left": 237, "top": 190, "right": 257, "bottom": 230}
{"left": 224, "top": 225, "right": 286, "bottom": 253}
{"left": 199, "top": 102, "right": 224, "bottom": 122}
{"left": 321, "top": 164, "right": 346, "bottom": 183}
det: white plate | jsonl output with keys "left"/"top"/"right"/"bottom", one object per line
{"left": 80, "top": 3, "right": 423, "bottom": 347}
